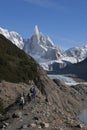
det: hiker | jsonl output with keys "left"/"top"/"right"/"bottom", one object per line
{"left": 19, "top": 95, "right": 25, "bottom": 109}
{"left": 30, "top": 87, "right": 36, "bottom": 101}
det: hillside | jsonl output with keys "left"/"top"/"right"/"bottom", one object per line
{"left": 0, "top": 34, "right": 87, "bottom": 129}
{"left": 0, "top": 34, "right": 38, "bottom": 83}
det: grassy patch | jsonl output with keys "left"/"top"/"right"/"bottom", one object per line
{"left": 0, "top": 34, "right": 38, "bottom": 83}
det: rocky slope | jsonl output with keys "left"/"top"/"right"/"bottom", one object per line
{"left": 0, "top": 79, "right": 87, "bottom": 130}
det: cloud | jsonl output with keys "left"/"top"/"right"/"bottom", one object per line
{"left": 24, "top": 0, "right": 64, "bottom": 10}
{"left": 54, "top": 35, "right": 81, "bottom": 44}
{"left": 53, "top": 35, "right": 83, "bottom": 50}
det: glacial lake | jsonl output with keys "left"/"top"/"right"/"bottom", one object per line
{"left": 78, "top": 109, "right": 87, "bottom": 124}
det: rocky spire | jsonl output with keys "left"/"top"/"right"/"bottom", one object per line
{"left": 34, "top": 25, "right": 40, "bottom": 36}
{"left": 33, "top": 25, "right": 40, "bottom": 41}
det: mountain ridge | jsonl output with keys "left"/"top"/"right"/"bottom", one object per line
{"left": 0, "top": 26, "right": 87, "bottom": 71}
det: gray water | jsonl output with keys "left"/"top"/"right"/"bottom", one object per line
{"left": 78, "top": 109, "right": 87, "bottom": 124}
{"left": 78, "top": 101, "right": 87, "bottom": 124}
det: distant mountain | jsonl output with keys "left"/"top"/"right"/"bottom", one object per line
{"left": 23, "top": 26, "right": 87, "bottom": 71}
{"left": 0, "top": 34, "right": 38, "bottom": 83}
{"left": 65, "top": 46, "right": 87, "bottom": 62}
{"left": 57, "top": 57, "right": 87, "bottom": 81}
{"left": 69, "top": 57, "right": 87, "bottom": 81}
{"left": 0, "top": 26, "right": 66, "bottom": 70}
{"left": 24, "top": 25, "right": 64, "bottom": 60}
{"left": 0, "top": 27, "right": 24, "bottom": 49}
{"left": 49, "top": 46, "right": 87, "bottom": 73}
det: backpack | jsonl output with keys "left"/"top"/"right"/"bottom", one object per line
{"left": 32, "top": 88, "right": 36, "bottom": 96}
{"left": 20, "top": 96, "right": 25, "bottom": 105}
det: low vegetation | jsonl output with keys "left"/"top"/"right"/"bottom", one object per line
{"left": 0, "top": 34, "right": 38, "bottom": 83}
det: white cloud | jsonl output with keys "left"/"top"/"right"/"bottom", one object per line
{"left": 52, "top": 35, "right": 83, "bottom": 50}
{"left": 54, "top": 35, "right": 81, "bottom": 44}
{"left": 24, "top": 0, "right": 64, "bottom": 10}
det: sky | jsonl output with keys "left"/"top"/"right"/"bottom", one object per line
{"left": 0, "top": 0, "right": 87, "bottom": 50}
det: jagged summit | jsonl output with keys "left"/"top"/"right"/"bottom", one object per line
{"left": 34, "top": 25, "right": 40, "bottom": 36}
{"left": 24, "top": 25, "right": 64, "bottom": 66}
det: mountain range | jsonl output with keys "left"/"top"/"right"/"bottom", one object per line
{"left": 0, "top": 26, "right": 87, "bottom": 71}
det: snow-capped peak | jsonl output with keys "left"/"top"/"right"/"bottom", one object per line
{"left": 24, "top": 25, "right": 64, "bottom": 61}
{"left": 34, "top": 25, "right": 40, "bottom": 36}
{"left": 65, "top": 46, "right": 87, "bottom": 62}
{"left": 0, "top": 27, "right": 24, "bottom": 49}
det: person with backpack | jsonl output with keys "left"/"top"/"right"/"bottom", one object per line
{"left": 30, "top": 87, "right": 36, "bottom": 101}
{"left": 19, "top": 94, "right": 25, "bottom": 109}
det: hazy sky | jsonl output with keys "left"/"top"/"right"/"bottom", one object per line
{"left": 0, "top": 0, "right": 87, "bottom": 50}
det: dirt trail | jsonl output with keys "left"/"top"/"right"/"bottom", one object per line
{"left": 2, "top": 95, "right": 87, "bottom": 130}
